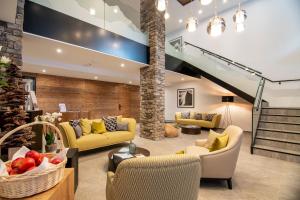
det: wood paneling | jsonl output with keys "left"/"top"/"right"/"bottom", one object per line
{"left": 32, "top": 74, "right": 140, "bottom": 121}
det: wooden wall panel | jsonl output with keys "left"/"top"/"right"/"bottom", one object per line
{"left": 33, "top": 74, "right": 140, "bottom": 121}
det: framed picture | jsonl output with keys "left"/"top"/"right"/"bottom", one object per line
{"left": 177, "top": 88, "right": 194, "bottom": 108}
{"left": 169, "top": 36, "right": 183, "bottom": 52}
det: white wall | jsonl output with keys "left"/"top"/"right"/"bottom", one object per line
{"left": 165, "top": 80, "right": 253, "bottom": 131}
{"left": 167, "top": 0, "right": 300, "bottom": 107}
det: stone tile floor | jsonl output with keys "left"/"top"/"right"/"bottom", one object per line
{"left": 75, "top": 129, "right": 300, "bottom": 200}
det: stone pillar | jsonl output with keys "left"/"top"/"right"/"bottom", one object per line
{"left": 140, "top": 0, "right": 165, "bottom": 140}
{"left": 0, "top": 0, "right": 24, "bottom": 66}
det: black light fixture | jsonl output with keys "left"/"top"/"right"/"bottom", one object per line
{"left": 222, "top": 96, "right": 234, "bottom": 102}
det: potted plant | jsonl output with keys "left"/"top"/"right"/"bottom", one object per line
{"left": 45, "top": 130, "right": 57, "bottom": 152}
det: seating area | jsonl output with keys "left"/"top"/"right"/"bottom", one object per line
{"left": 0, "top": 0, "right": 299, "bottom": 200}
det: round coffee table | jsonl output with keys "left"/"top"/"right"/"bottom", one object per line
{"left": 181, "top": 125, "right": 201, "bottom": 135}
{"left": 108, "top": 147, "right": 150, "bottom": 172}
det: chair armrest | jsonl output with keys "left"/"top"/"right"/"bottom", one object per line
{"left": 106, "top": 171, "right": 115, "bottom": 200}
{"left": 195, "top": 139, "right": 207, "bottom": 147}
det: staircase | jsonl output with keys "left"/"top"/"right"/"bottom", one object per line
{"left": 252, "top": 107, "right": 300, "bottom": 163}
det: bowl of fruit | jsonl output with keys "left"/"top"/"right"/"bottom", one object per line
{"left": 0, "top": 121, "right": 67, "bottom": 199}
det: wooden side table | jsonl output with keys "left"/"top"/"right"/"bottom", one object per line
{"left": 3, "top": 169, "right": 74, "bottom": 200}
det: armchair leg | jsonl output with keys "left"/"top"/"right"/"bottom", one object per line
{"left": 227, "top": 178, "right": 232, "bottom": 190}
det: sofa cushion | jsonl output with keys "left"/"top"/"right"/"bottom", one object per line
{"left": 210, "top": 133, "right": 229, "bottom": 152}
{"left": 76, "top": 134, "right": 109, "bottom": 151}
{"left": 80, "top": 118, "right": 92, "bottom": 135}
{"left": 103, "top": 131, "right": 134, "bottom": 144}
{"left": 92, "top": 120, "right": 107, "bottom": 134}
{"left": 69, "top": 120, "right": 82, "bottom": 138}
{"left": 205, "top": 113, "right": 216, "bottom": 121}
{"left": 103, "top": 116, "right": 117, "bottom": 131}
{"left": 194, "top": 113, "right": 202, "bottom": 120}
{"left": 116, "top": 122, "right": 129, "bottom": 131}
{"left": 181, "top": 112, "right": 190, "bottom": 119}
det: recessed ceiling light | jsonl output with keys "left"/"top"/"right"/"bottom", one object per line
{"left": 181, "top": 78, "right": 185, "bottom": 81}
{"left": 179, "top": 19, "right": 183, "bottom": 23}
{"left": 113, "top": 8, "right": 118, "bottom": 13}
{"left": 94, "top": 76, "right": 98, "bottom": 80}
{"left": 201, "top": 0, "right": 213, "bottom": 6}
{"left": 112, "top": 42, "right": 119, "bottom": 48}
{"left": 42, "top": 69, "right": 46, "bottom": 73}
{"left": 120, "top": 63, "right": 125, "bottom": 68}
{"left": 251, "top": 72, "right": 256, "bottom": 76}
{"left": 89, "top": 8, "right": 96, "bottom": 15}
{"left": 223, "top": 0, "right": 228, "bottom": 3}
{"left": 198, "top": 10, "right": 203, "bottom": 14}
{"left": 129, "top": 81, "right": 132, "bottom": 84}
{"left": 56, "top": 48, "right": 62, "bottom": 53}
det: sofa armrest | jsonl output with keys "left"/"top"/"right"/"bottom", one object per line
{"left": 212, "top": 114, "right": 222, "bottom": 128}
{"left": 59, "top": 122, "right": 78, "bottom": 148}
{"left": 175, "top": 112, "right": 182, "bottom": 121}
{"left": 195, "top": 139, "right": 207, "bottom": 147}
{"left": 121, "top": 118, "right": 136, "bottom": 136}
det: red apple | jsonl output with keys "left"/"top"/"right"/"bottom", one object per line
{"left": 12, "top": 157, "right": 35, "bottom": 173}
{"left": 11, "top": 157, "right": 25, "bottom": 170}
{"left": 25, "top": 150, "right": 43, "bottom": 166}
{"left": 9, "top": 168, "right": 19, "bottom": 175}
{"left": 50, "top": 157, "right": 62, "bottom": 165}
{"left": 6, "top": 165, "right": 12, "bottom": 174}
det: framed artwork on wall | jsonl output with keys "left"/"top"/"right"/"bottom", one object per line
{"left": 169, "top": 36, "right": 183, "bottom": 52}
{"left": 177, "top": 88, "right": 194, "bottom": 108}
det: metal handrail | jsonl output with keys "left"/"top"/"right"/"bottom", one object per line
{"left": 184, "top": 42, "right": 300, "bottom": 83}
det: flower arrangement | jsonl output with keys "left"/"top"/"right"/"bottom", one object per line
{"left": 0, "top": 56, "right": 11, "bottom": 88}
{"left": 35, "top": 112, "right": 62, "bottom": 124}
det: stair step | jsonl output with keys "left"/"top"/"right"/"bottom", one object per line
{"left": 259, "top": 120, "right": 300, "bottom": 125}
{"left": 253, "top": 145, "right": 300, "bottom": 163}
{"left": 256, "top": 136, "right": 300, "bottom": 145}
{"left": 258, "top": 121, "right": 300, "bottom": 132}
{"left": 257, "top": 129, "right": 300, "bottom": 141}
{"left": 257, "top": 128, "right": 300, "bottom": 135}
{"left": 260, "top": 115, "right": 300, "bottom": 124}
{"left": 262, "top": 107, "right": 300, "bottom": 110}
{"left": 261, "top": 114, "right": 300, "bottom": 117}
{"left": 261, "top": 107, "right": 300, "bottom": 116}
{"left": 253, "top": 145, "right": 300, "bottom": 156}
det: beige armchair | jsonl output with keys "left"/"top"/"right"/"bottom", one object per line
{"left": 193, "top": 125, "right": 243, "bottom": 189}
{"left": 106, "top": 155, "right": 201, "bottom": 200}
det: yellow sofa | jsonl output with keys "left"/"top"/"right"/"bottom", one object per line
{"left": 59, "top": 118, "right": 136, "bottom": 152}
{"left": 175, "top": 112, "right": 221, "bottom": 129}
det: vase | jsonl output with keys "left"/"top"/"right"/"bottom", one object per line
{"left": 129, "top": 142, "right": 136, "bottom": 154}
{"left": 45, "top": 143, "right": 57, "bottom": 153}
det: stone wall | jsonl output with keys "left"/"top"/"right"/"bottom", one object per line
{"left": 140, "top": 0, "right": 165, "bottom": 140}
{"left": 0, "top": 0, "right": 24, "bottom": 66}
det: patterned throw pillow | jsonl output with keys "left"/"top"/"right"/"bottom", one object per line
{"left": 69, "top": 120, "right": 82, "bottom": 138}
{"left": 116, "top": 122, "right": 129, "bottom": 131}
{"left": 103, "top": 116, "right": 117, "bottom": 132}
{"left": 205, "top": 113, "right": 216, "bottom": 121}
{"left": 181, "top": 112, "right": 190, "bottom": 119}
{"left": 194, "top": 113, "right": 202, "bottom": 120}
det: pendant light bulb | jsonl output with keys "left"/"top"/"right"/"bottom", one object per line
{"left": 200, "top": 0, "right": 213, "bottom": 6}
{"left": 207, "top": 16, "right": 226, "bottom": 37}
{"left": 233, "top": 9, "right": 247, "bottom": 24}
{"left": 156, "top": 0, "right": 167, "bottom": 12}
{"left": 186, "top": 17, "right": 197, "bottom": 32}
{"left": 235, "top": 23, "right": 245, "bottom": 33}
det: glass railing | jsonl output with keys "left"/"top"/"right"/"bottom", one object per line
{"left": 165, "top": 42, "right": 261, "bottom": 98}
{"left": 29, "top": 0, "right": 148, "bottom": 45}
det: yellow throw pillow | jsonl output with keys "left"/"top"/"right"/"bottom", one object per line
{"left": 210, "top": 133, "right": 229, "bottom": 152}
{"left": 117, "top": 115, "right": 122, "bottom": 123}
{"left": 92, "top": 120, "right": 107, "bottom": 134}
{"left": 80, "top": 118, "right": 92, "bottom": 135}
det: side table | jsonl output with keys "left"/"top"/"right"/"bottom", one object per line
{"left": 66, "top": 148, "right": 79, "bottom": 192}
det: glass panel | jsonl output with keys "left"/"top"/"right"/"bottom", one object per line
{"left": 165, "top": 42, "right": 261, "bottom": 97}
{"left": 29, "top": 0, "right": 148, "bottom": 45}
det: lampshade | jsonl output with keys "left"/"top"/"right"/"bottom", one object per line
{"left": 186, "top": 17, "right": 197, "bottom": 32}
{"left": 156, "top": 0, "right": 167, "bottom": 12}
{"left": 201, "top": 0, "right": 213, "bottom": 6}
{"left": 222, "top": 96, "right": 234, "bottom": 102}
{"left": 207, "top": 16, "right": 226, "bottom": 37}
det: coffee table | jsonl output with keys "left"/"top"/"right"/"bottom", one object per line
{"left": 108, "top": 147, "right": 150, "bottom": 172}
{"left": 181, "top": 125, "right": 201, "bottom": 135}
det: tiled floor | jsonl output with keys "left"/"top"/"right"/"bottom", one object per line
{"left": 75, "top": 129, "right": 300, "bottom": 200}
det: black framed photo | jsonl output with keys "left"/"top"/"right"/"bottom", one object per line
{"left": 177, "top": 88, "right": 194, "bottom": 108}
{"left": 169, "top": 36, "right": 183, "bottom": 52}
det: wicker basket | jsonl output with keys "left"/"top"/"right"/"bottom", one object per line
{"left": 0, "top": 121, "right": 67, "bottom": 199}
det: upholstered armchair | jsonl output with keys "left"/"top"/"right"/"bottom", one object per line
{"left": 106, "top": 155, "right": 201, "bottom": 200}
{"left": 193, "top": 125, "right": 243, "bottom": 189}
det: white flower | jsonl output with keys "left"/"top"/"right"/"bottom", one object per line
{"left": 0, "top": 56, "right": 11, "bottom": 64}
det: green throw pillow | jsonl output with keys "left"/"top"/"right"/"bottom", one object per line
{"left": 92, "top": 121, "right": 107, "bottom": 134}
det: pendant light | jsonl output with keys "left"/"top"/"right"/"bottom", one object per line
{"left": 200, "top": 0, "right": 213, "bottom": 6}
{"left": 207, "top": 0, "right": 226, "bottom": 37}
{"left": 186, "top": 17, "right": 197, "bottom": 32}
{"left": 233, "top": 2, "right": 247, "bottom": 33}
{"left": 156, "top": 0, "right": 167, "bottom": 12}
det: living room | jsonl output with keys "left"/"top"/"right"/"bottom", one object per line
{"left": 0, "top": 0, "right": 299, "bottom": 200}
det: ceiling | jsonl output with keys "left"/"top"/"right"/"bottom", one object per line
{"left": 0, "top": 0, "right": 17, "bottom": 24}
